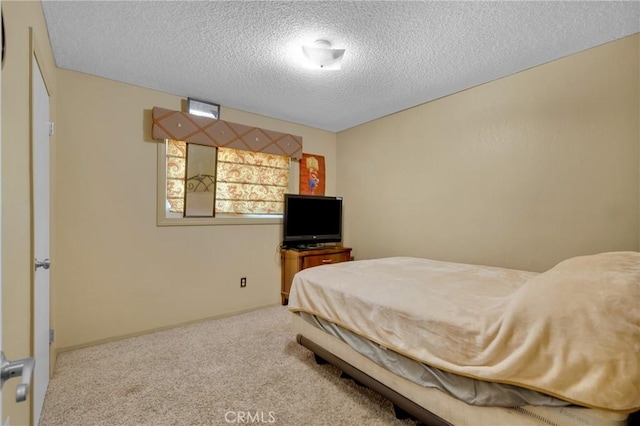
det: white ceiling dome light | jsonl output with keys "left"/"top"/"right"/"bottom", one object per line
{"left": 301, "top": 39, "right": 345, "bottom": 70}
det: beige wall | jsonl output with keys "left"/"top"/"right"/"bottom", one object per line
{"left": 337, "top": 34, "right": 640, "bottom": 273}
{"left": 2, "top": 1, "right": 58, "bottom": 425}
{"left": 54, "top": 70, "right": 337, "bottom": 350}
{"left": 3, "top": 2, "right": 638, "bottom": 423}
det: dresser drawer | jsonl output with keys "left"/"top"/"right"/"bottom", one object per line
{"left": 302, "top": 251, "right": 350, "bottom": 269}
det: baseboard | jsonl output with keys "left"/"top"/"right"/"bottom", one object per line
{"left": 55, "top": 303, "right": 280, "bottom": 356}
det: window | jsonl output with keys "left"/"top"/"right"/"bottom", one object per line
{"left": 158, "top": 140, "right": 295, "bottom": 226}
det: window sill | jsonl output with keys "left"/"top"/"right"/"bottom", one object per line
{"left": 157, "top": 215, "right": 283, "bottom": 227}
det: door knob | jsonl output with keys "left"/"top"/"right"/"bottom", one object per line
{"left": 35, "top": 258, "right": 50, "bottom": 271}
{"left": 0, "top": 351, "right": 35, "bottom": 402}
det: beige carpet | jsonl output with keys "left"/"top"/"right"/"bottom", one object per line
{"left": 40, "top": 306, "right": 419, "bottom": 426}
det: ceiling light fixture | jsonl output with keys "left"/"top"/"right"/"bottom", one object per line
{"left": 301, "top": 39, "right": 345, "bottom": 70}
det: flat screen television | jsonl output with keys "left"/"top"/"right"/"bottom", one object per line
{"left": 282, "top": 194, "right": 343, "bottom": 249}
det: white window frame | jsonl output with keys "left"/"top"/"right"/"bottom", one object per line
{"left": 156, "top": 141, "right": 299, "bottom": 226}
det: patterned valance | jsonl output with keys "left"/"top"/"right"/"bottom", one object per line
{"left": 151, "top": 107, "right": 303, "bottom": 160}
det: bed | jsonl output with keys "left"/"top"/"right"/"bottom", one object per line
{"left": 288, "top": 251, "right": 639, "bottom": 425}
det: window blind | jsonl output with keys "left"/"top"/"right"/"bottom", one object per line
{"left": 165, "top": 140, "right": 290, "bottom": 216}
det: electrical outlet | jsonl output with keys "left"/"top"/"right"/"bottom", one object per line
{"left": 240, "top": 277, "right": 247, "bottom": 288}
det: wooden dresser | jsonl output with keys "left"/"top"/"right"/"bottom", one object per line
{"left": 280, "top": 246, "right": 352, "bottom": 305}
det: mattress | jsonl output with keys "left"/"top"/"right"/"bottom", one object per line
{"left": 288, "top": 253, "right": 640, "bottom": 412}
{"left": 291, "top": 312, "right": 628, "bottom": 426}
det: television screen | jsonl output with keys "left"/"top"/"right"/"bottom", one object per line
{"left": 283, "top": 194, "right": 342, "bottom": 248}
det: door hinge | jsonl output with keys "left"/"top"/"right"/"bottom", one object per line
{"left": 49, "top": 329, "right": 54, "bottom": 344}
{"left": 48, "top": 121, "right": 54, "bottom": 136}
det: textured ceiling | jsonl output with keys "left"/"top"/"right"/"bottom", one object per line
{"left": 41, "top": 1, "right": 639, "bottom": 132}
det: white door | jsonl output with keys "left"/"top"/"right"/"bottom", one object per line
{"left": 32, "top": 55, "right": 50, "bottom": 426}
{"left": 0, "top": 0, "right": 4, "bottom": 420}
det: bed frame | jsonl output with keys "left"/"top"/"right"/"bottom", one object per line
{"left": 296, "top": 334, "right": 451, "bottom": 425}
{"left": 291, "top": 312, "right": 629, "bottom": 426}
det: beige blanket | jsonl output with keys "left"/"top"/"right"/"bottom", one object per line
{"left": 288, "top": 252, "right": 640, "bottom": 412}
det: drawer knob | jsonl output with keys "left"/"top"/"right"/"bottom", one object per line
{"left": 322, "top": 259, "right": 333, "bottom": 264}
